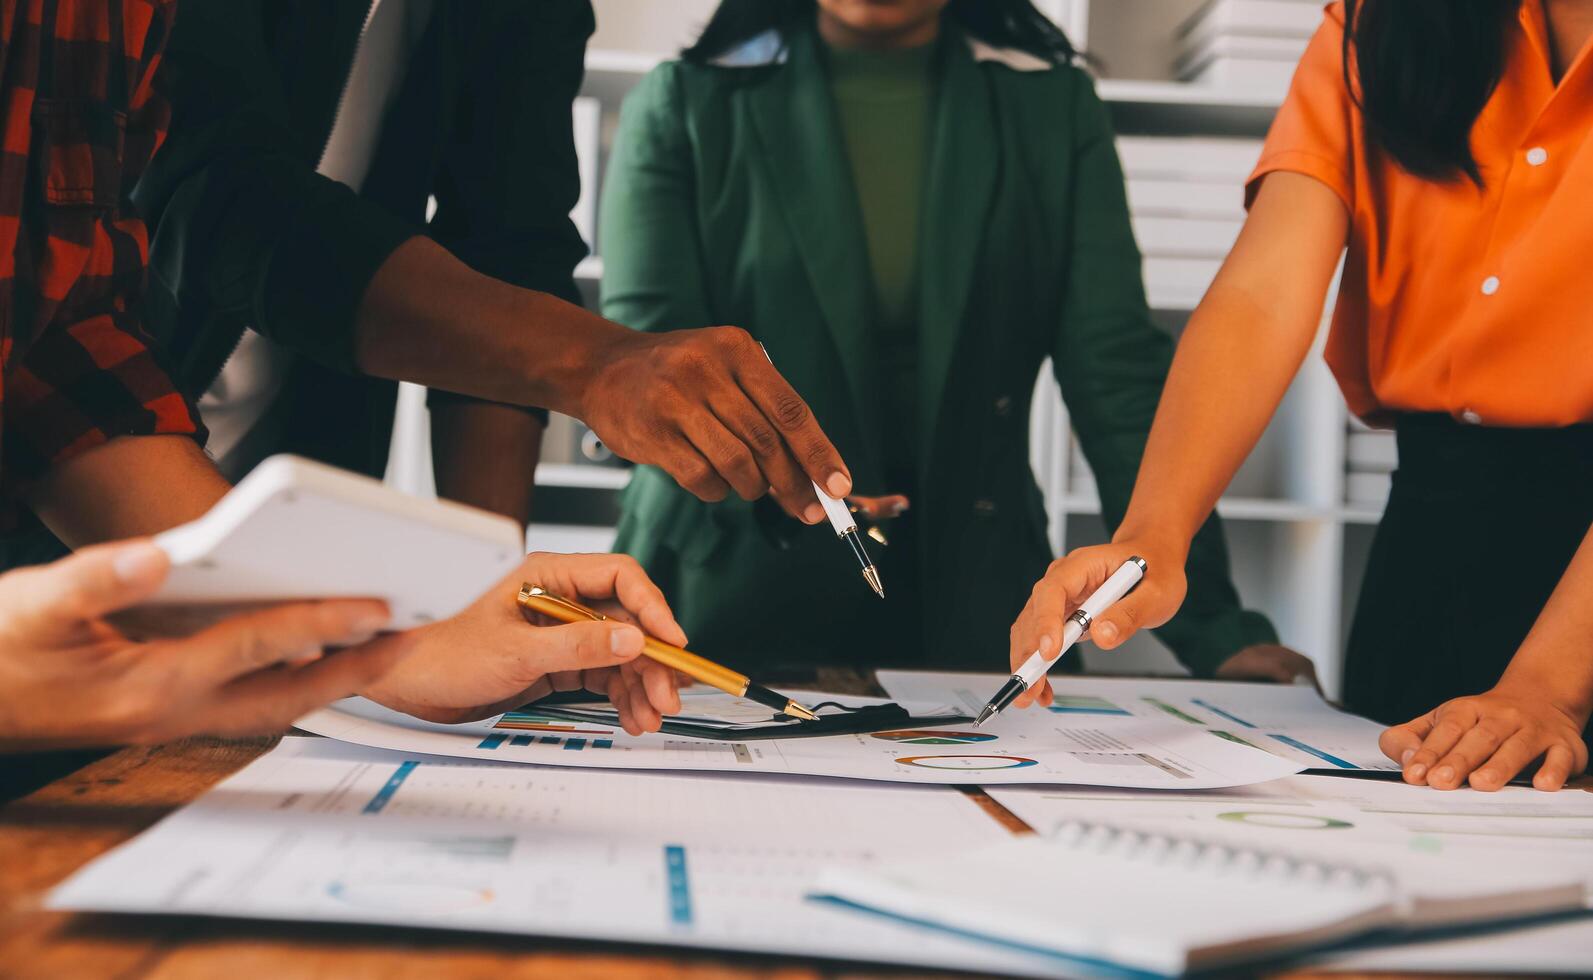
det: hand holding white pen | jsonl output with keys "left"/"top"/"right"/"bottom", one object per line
{"left": 976, "top": 557, "right": 1147, "bottom": 726}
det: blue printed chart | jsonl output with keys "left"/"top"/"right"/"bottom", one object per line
{"left": 878, "top": 671, "right": 1398, "bottom": 774}
{"left": 295, "top": 684, "right": 1302, "bottom": 790}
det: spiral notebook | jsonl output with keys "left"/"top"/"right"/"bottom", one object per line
{"left": 811, "top": 821, "right": 1587, "bottom": 977}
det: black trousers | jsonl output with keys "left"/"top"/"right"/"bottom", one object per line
{"left": 1343, "top": 414, "right": 1593, "bottom": 743}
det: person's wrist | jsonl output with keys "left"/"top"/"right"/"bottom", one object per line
{"left": 1496, "top": 658, "right": 1593, "bottom": 723}
{"left": 1110, "top": 521, "right": 1191, "bottom": 569}
{"left": 512, "top": 290, "right": 630, "bottom": 417}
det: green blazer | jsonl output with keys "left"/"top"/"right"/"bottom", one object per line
{"left": 602, "top": 25, "right": 1277, "bottom": 675}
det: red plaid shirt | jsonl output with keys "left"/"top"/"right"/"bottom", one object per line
{"left": 0, "top": 0, "right": 200, "bottom": 497}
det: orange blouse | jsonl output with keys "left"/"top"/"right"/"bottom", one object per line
{"left": 1247, "top": 0, "right": 1593, "bottom": 428}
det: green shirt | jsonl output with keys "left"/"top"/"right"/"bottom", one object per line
{"left": 825, "top": 38, "right": 938, "bottom": 493}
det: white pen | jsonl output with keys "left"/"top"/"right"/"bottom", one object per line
{"left": 760, "top": 344, "right": 883, "bottom": 598}
{"left": 974, "top": 557, "right": 1147, "bottom": 727}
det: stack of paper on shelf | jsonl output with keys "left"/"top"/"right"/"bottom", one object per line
{"left": 1117, "top": 136, "right": 1260, "bottom": 310}
{"left": 1174, "top": 0, "right": 1321, "bottom": 96}
{"left": 1344, "top": 415, "right": 1395, "bottom": 509}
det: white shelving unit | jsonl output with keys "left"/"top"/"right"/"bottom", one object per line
{"left": 461, "top": 0, "right": 1378, "bottom": 693}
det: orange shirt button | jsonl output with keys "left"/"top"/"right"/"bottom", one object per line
{"left": 1481, "top": 276, "right": 1501, "bottom": 295}
{"left": 1526, "top": 147, "right": 1549, "bottom": 166}
{"left": 1461, "top": 409, "right": 1483, "bottom": 425}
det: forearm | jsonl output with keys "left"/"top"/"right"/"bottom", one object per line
{"left": 354, "top": 237, "right": 627, "bottom": 419}
{"left": 26, "top": 436, "right": 230, "bottom": 546}
{"left": 1116, "top": 172, "right": 1347, "bottom": 550}
{"left": 1499, "top": 523, "right": 1593, "bottom": 720}
{"left": 430, "top": 400, "right": 543, "bottom": 526}
{"left": 1115, "top": 288, "right": 1314, "bottom": 549}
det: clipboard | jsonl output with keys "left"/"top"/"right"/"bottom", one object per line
{"left": 526, "top": 692, "right": 971, "bottom": 741}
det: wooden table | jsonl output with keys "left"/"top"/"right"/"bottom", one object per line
{"left": 0, "top": 703, "right": 1544, "bottom": 979}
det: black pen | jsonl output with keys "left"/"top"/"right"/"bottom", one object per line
{"left": 760, "top": 344, "right": 883, "bottom": 598}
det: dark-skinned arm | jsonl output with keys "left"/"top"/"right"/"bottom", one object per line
{"left": 139, "top": 0, "right": 851, "bottom": 526}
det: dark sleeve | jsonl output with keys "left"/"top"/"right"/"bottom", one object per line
{"left": 134, "top": 0, "right": 417, "bottom": 372}
{"left": 425, "top": 0, "right": 594, "bottom": 421}
{"left": 1050, "top": 71, "right": 1279, "bottom": 677}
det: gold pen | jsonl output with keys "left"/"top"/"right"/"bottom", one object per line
{"left": 516, "top": 585, "right": 819, "bottom": 721}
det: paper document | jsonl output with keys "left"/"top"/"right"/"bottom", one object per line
{"left": 298, "top": 686, "right": 1302, "bottom": 790}
{"left": 50, "top": 738, "right": 1064, "bottom": 977}
{"left": 1308, "top": 913, "right": 1593, "bottom": 975}
{"left": 879, "top": 671, "right": 1398, "bottom": 773}
{"left": 811, "top": 819, "right": 1586, "bottom": 976}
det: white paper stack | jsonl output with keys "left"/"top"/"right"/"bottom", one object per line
{"left": 1118, "top": 136, "right": 1260, "bottom": 309}
{"left": 1344, "top": 415, "right": 1395, "bottom": 509}
{"left": 1174, "top": 0, "right": 1321, "bottom": 97}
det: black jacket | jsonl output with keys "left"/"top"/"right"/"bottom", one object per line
{"left": 135, "top": 0, "right": 590, "bottom": 476}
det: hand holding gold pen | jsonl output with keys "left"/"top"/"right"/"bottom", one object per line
{"left": 518, "top": 585, "right": 819, "bottom": 721}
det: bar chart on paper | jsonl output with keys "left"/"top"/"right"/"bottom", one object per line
{"left": 49, "top": 739, "right": 1063, "bottom": 977}
{"left": 878, "top": 672, "right": 1399, "bottom": 774}
{"left": 296, "top": 690, "right": 1302, "bottom": 790}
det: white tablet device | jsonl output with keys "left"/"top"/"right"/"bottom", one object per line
{"left": 150, "top": 455, "right": 524, "bottom": 628}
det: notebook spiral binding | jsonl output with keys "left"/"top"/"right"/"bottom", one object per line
{"left": 1051, "top": 820, "right": 1396, "bottom": 893}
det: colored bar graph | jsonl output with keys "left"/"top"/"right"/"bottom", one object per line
{"left": 1143, "top": 697, "right": 1204, "bottom": 725}
{"left": 664, "top": 845, "right": 692, "bottom": 926}
{"left": 564, "top": 738, "right": 587, "bottom": 751}
{"left": 1269, "top": 734, "right": 1357, "bottom": 769}
{"left": 510, "top": 735, "right": 533, "bottom": 747}
{"left": 539, "top": 736, "right": 561, "bottom": 745}
{"left": 594, "top": 739, "right": 613, "bottom": 749}
{"left": 363, "top": 761, "right": 418, "bottom": 813}
{"left": 494, "top": 711, "right": 614, "bottom": 735}
{"left": 1192, "top": 698, "right": 1257, "bottom": 729}
{"left": 477, "top": 734, "right": 506, "bottom": 750}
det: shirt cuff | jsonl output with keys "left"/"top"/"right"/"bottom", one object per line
{"left": 1245, "top": 148, "right": 1353, "bottom": 213}
{"left": 1155, "top": 607, "right": 1282, "bottom": 679}
{"left": 257, "top": 186, "right": 418, "bottom": 372}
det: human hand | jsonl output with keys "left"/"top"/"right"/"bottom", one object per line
{"left": 360, "top": 552, "right": 689, "bottom": 735}
{"left": 1380, "top": 683, "right": 1591, "bottom": 792}
{"left": 1007, "top": 539, "right": 1189, "bottom": 709}
{"left": 578, "top": 326, "right": 851, "bottom": 523}
{"left": 1215, "top": 644, "right": 1321, "bottom": 691}
{"left": 0, "top": 540, "right": 403, "bottom": 750}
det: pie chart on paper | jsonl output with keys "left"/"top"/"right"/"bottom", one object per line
{"left": 871, "top": 730, "right": 998, "bottom": 745}
{"left": 895, "top": 755, "right": 1038, "bottom": 771}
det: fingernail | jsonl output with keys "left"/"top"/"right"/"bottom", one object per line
{"left": 1407, "top": 763, "right": 1427, "bottom": 781}
{"left": 1432, "top": 766, "right": 1454, "bottom": 784}
{"left": 1400, "top": 749, "right": 1415, "bottom": 765}
{"left": 339, "top": 629, "right": 379, "bottom": 647}
{"left": 113, "top": 543, "right": 166, "bottom": 584}
{"left": 1095, "top": 622, "right": 1119, "bottom": 645}
{"left": 803, "top": 503, "right": 824, "bottom": 524}
{"left": 1037, "top": 634, "right": 1053, "bottom": 655}
{"left": 826, "top": 472, "right": 851, "bottom": 497}
{"left": 288, "top": 646, "right": 324, "bottom": 664}
{"left": 611, "top": 625, "right": 643, "bottom": 656}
